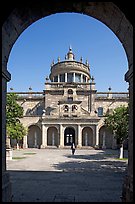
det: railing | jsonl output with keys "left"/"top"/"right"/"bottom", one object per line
{"left": 7, "top": 91, "right": 129, "bottom": 99}
{"left": 45, "top": 82, "right": 90, "bottom": 89}
{"left": 7, "top": 92, "right": 44, "bottom": 99}
{"left": 96, "top": 92, "right": 129, "bottom": 99}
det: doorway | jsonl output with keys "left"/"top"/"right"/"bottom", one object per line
{"left": 64, "top": 127, "right": 75, "bottom": 146}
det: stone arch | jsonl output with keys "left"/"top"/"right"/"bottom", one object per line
{"left": 27, "top": 125, "right": 42, "bottom": 148}
{"left": 99, "top": 125, "right": 114, "bottom": 149}
{"left": 82, "top": 127, "right": 93, "bottom": 146}
{"left": 2, "top": 1, "right": 133, "bottom": 202}
{"left": 47, "top": 126, "right": 58, "bottom": 147}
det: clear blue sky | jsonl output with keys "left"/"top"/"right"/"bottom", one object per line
{"left": 7, "top": 12, "right": 128, "bottom": 92}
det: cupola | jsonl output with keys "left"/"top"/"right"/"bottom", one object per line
{"left": 66, "top": 46, "right": 75, "bottom": 60}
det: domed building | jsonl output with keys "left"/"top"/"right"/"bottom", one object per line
{"left": 10, "top": 47, "right": 129, "bottom": 149}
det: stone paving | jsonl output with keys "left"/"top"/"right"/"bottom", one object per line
{"left": 6, "top": 148, "right": 128, "bottom": 202}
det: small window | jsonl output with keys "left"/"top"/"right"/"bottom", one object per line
{"left": 64, "top": 105, "right": 69, "bottom": 112}
{"left": 63, "top": 115, "right": 69, "bottom": 117}
{"left": 67, "top": 73, "right": 73, "bottom": 82}
{"left": 68, "top": 89, "right": 73, "bottom": 94}
{"left": 54, "top": 76, "right": 58, "bottom": 82}
{"left": 67, "top": 97, "right": 73, "bottom": 102}
{"left": 75, "top": 73, "right": 81, "bottom": 82}
{"left": 72, "top": 105, "right": 77, "bottom": 112}
{"left": 60, "top": 74, "right": 65, "bottom": 82}
{"left": 83, "top": 75, "right": 86, "bottom": 82}
{"left": 98, "top": 107, "right": 103, "bottom": 116}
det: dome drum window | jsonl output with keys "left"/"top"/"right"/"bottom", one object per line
{"left": 68, "top": 89, "right": 73, "bottom": 94}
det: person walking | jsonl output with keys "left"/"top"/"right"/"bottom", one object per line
{"left": 71, "top": 142, "right": 76, "bottom": 155}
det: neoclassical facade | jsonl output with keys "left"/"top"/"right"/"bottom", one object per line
{"left": 10, "top": 48, "right": 129, "bottom": 150}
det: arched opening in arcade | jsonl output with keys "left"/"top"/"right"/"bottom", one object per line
{"left": 64, "top": 127, "right": 75, "bottom": 146}
{"left": 47, "top": 126, "right": 58, "bottom": 147}
{"left": 27, "top": 125, "right": 42, "bottom": 148}
{"left": 2, "top": 2, "right": 133, "bottom": 202}
{"left": 99, "top": 125, "right": 114, "bottom": 149}
{"left": 82, "top": 127, "right": 93, "bottom": 147}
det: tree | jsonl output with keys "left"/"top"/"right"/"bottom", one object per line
{"left": 6, "top": 93, "right": 23, "bottom": 125}
{"left": 104, "top": 105, "right": 129, "bottom": 158}
{"left": 6, "top": 93, "right": 27, "bottom": 149}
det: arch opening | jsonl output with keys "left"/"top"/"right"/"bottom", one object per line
{"left": 82, "top": 127, "right": 93, "bottom": 147}
{"left": 27, "top": 125, "right": 42, "bottom": 148}
{"left": 47, "top": 127, "right": 58, "bottom": 147}
{"left": 64, "top": 127, "right": 75, "bottom": 146}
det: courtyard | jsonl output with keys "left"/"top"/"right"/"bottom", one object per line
{"left": 6, "top": 148, "right": 128, "bottom": 202}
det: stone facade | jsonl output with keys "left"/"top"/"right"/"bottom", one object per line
{"left": 10, "top": 48, "right": 129, "bottom": 150}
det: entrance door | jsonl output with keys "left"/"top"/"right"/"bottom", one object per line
{"left": 64, "top": 127, "right": 75, "bottom": 146}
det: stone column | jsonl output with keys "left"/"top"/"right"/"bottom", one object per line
{"left": 58, "top": 74, "right": 60, "bottom": 82}
{"left": 81, "top": 74, "right": 83, "bottom": 83}
{"left": 95, "top": 126, "right": 99, "bottom": 149}
{"left": 73, "top": 72, "right": 75, "bottom": 82}
{"left": 77, "top": 125, "right": 82, "bottom": 148}
{"left": 41, "top": 125, "right": 47, "bottom": 148}
{"left": 65, "top": 73, "right": 67, "bottom": 82}
{"left": 123, "top": 64, "right": 133, "bottom": 202}
{"left": 59, "top": 124, "right": 64, "bottom": 148}
{"left": 23, "top": 135, "right": 28, "bottom": 148}
{"left": 102, "top": 131, "right": 106, "bottom": 149}
{"left": 2, "top": 68, "right": 12, "bottom": 201}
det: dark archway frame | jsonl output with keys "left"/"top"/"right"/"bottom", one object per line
{"left": 2, "top": 1, "right": 133, "bottom": 202}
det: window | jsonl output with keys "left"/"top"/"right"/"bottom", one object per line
{"left": 98, "top": 107, "right": 103, "bottom": 116}
{"left": 54, "top": 75, "right": 58, "bottom": 82}
{"left": 67, "top": 97, "right": 73, "bottom": 102}
{"left": 67, "top": 73, "right": 73, "bottom": 82}
{"left": 60, "top": 74, "right": 65, "bottom": 82}
{"left": 72, "top": 105, "right": 77, "bottom": 112}
{"left": 75, "top": 73, "right": 81, "bottom": 82}
{"left": 83, "top": 75, "right": 86, "bottom": 82}
{"left": 64, "top": 105, "right": 69, "bottom": 112}
{"left": 68, "top": 89, "right": 73, "bottom": 94}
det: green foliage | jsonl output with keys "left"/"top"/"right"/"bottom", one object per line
{"left": 7, "top": 123, "right": 27, "bottom": 141}
{"left": 104, "top": 105, "right": 129, "bottom": 144}
{"left": 6, "top": 93, "right": 27, "bottom": 141}
{"left": 6, "top": 93, "right": 23, "bottom": 125}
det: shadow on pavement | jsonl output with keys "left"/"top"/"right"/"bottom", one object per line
{"left": 8, "top": 169, "right": 125, "bottom": 202}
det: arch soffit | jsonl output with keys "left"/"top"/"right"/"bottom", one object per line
{"left": 47, "top": 126, "right": 58, "bottom": 132}
{"left": 82, "top": 126, "right": 93, "bottom": 132}
{"left": 27, "top": 123, "right": 41, "bottom": 130}
{"left": 2, "top": 2, "right": 132, "bottom": 70}
{"left": 64, "top": 126, "right": 75, "bottom": 131}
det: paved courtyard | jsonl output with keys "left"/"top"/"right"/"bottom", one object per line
{"left": 6, "top": 148, "right": 128, "bottom": 202}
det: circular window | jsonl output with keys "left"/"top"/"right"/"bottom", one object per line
{"left": 68, "top": 89, "right": 73, "bottom": 94}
